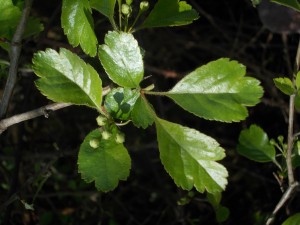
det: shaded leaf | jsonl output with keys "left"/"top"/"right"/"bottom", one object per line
{"left": 282, "top": 213, "right": 300, "bottom": 225}
{"left": 296, "top": 71, "right": 300, "bottom": 90}
{"left": 61, "top": 0, "right": 97, "bottom": 56}
{"left": 274, "top": 77, "right": 295, "bottom": 95}
{"left": 104, "top": 87, "right": 140, "bottom": 120}
{"left": 90, "top": 0, "right": 116, "bottom": 19}
{"left": 141, "top": 0, "right": 199, "bottom": 28}
{"left": 237, "top": 125, "right": 277, "bottom": 163}
{"left": 78, "top": 128, "right": 131, "bottom": 192}
{"left": 271, "top": 0, "right": 300, "bottom": 12}
{"left": 155, "top": 118, "right": 228, "bottom": 194}
{"left": 33, "top": 48, "right": 102, "bottom": 109}
{"left": 165, "top": 58, "right": 263, "bottom": 122}
{"left": 98, "top": 31, "right": 144, "bottom": 88}
{"left": 131, "top": 95, "right": 155, "bottom": 129}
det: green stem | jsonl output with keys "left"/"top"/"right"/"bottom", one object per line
{"left": 144, "top": 91, "right": 168, "bottom": 96}
{"left": 128, "top": 10, "right": 143, "bottom": 33}
{"left": 117, "top": 0, "right": 122, "bottom": 30}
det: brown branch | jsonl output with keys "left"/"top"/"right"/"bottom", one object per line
{"left": 0, "top": 0, "right": 34, "bottom": 119}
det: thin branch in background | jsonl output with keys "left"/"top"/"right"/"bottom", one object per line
{"left": 0, "top": 0, "right": 33, "bottom": 119}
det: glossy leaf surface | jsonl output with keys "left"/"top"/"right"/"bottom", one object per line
{"left": 274, "top": 77, "right": 295, "bottom": 95}
{"left": 61, "top": 0, "right": 97, "bottom": 56}
{"left": 98, "top": 31, "right": 144, "bottom": 88}
{"left": 155, "top": 118, "right": 228, "bottom": 194}
{"left": 282, "top": 213, "right": 300, "bottom": 225}
{"left": 131, "top": 95, "right": 155, "bottom": 129}
{"left": 237, "top": 125, "right": 277, "bottom": 163}
{"left": 78, "top": 129, "right": 131, "bottom": 192}
{"left": 104, "top": 87, "right": 140, "bottom": 120}
{"left": 33, "top": 48, "right": 102, "bottom": 109}
{"left": 141, "top": 0, "right": 199, "bottom": 28}
{"left": 165, "top": 58, "right": 263, "bottom": 122}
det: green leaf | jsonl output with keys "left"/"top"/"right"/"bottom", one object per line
{"left": 104, "top": 87, "right": 140, "bottom": 120}
{"left": 296, "top": 71, "right": 300, "bottom": 90}
{"left": 33, "top": 48, "right": 102, "bottom": 109}
{"left": 141, "top": 0, "right": 199, "bottom": 28}
{"left": 0, "top": 0, "right": 43, "bottom": 41}
{"left": 216, "top": 206, "right": 230, "bottom": 223}
{"left": 90, "top": 0, "right": 116, "bottom": 19}
{"left": 165, "top": 58, "right": 263, "bottom": 122}
{"left": 131, "top": 95, "right": 155, "bottom": 129}
{"left": 61, "top": 0, "right": 97, "bottom": 56}
{"left": 271, "top": 0, "right": 300, "bottom": 12}
{"left": 237, "top": 125, "right": 277, "bottom": 163}
{"left": 155, "top": 118, "right": 228, "bottom": 194}
{"left": 78, "top": 128, "right": 131, "bottom": 192}
{"left": 282, "top": 213, "right": 300, "bottom": 225}
{"left": 274, "top": 77, "right": 295, "bottom": 95}
{"left": 98, "top": 31, "right": 144, "bottom": 88}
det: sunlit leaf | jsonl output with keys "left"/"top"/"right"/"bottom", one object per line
{"left": 61, "top": 0, "right": 97, "bottom": 56}
{"left": 155, "top": 118, "right": 228, "bottom": 194}
{"left": 78, "top": 128, "right": 131, "bottom": 192}
{"left": 98, "top": 31, "right": 144, "bottom": 88}
{"left": 33, "top": 48, "right": 102, "bottom": 109}
{"left": 104, "top": 87, "right": 140, "bottom": 120}
{"left": 141, "top": 0, "right": 199, "bottom": 28}
{"left": 165, "top": 58, "right": 263, "bottom": 122}
{"left": 237, "top": 125, "right": 277, "bottom": 163}
{"left": 274, "top": 77, "right": 295, "bottom": 95}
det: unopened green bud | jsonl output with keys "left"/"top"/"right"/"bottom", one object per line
{"left": 101, "top": 131, "right": 111, "bottom": 140}
{"left": 89, "top": 139, "right": 100, "bottom": 149}
{"left": 140, "top": 1, "right": 149, "bottom": 11}
{"left": 96, "top": 115, "right": 107, "bottom": 126}
{"left": 115, "top": 133, "right": 125, "bottom": 144}
{"left": 122, "top": 4, "right": 132, "bottom": 15}
{"left": 126, "top": 0, "right": 133, "bottom": 5}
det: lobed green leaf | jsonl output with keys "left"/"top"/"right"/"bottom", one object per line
{"left": 98, "top": 31, "right": 144, "bottom": 88}
{"left": 274, "top": 77, "right": 295, "bottom": 95}
{"left": 78, "top": 129, "right": 131, "bottom": 192}
{"left": 33, "top": 48, "right": 102, "bottom": 109}
{"left": 237, "top": 125, "right": 277, "bottom": 163}
{"left": 155, "top": 118, "right": 228, "bottom": 194}
{"left": 141, "top": 0, "right": 199, "bottom": 28}
{"left": 61, "top": 0, "right": 97, "bottom": 56}
{"left": 165, "top": 58, "right": 263, "bottom": 122}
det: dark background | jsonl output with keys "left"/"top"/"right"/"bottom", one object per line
{"left": 1, "top": 0, "right": 300, "bottom": 224}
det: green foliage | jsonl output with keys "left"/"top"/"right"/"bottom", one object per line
{"left": 61, "top": 0, "right": 97, "bottom": 56}
{"left": 165, "top": 58, "right": 263, "bottom": 122}
{"left": 141, "top": 0, "right": 199, "bottom": 28}
{"left": 274, "top": 77, "right": 295, "bottom": 95}
{"left": 98, "top": 31, "right": 144, "bottom": 88}
{"left": 237, "top": 125, "right": 277, "bottom": 163}
{"left": 131, "top": 95, "right": 155, "bottom": 129}
{"left": 33, "top": 48, "right": 102, "bottom": 110}
{"left": 282, "top": 213, "right": 300, "bottom": 225}
{"left": 90, "top": 0, "right": 116, "bottom": 20}
{"left": 155, "top": 118, "right": 228, "bottom": 194}
{"left": 271, "top": 0, "right": 300, "bottom": 12}
{"left": 104, "top": 87, "right": 140, "bottom": 120}
{"left": 78, "top": 128, "right": 131, "bottom": 192}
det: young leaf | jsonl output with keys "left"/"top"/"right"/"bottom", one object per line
{"left": 78, "top": 129, "right": 131, "bottom": 192}
{"left": 61, "top": 0, "right": 97, "bottom": 56}
{"left": 164, "top": 58, "right": 263, "bottom": 122}
{"left": 282, "top": 213, "right": 300, "bottom": 225}
{"left": 141, "top": 0, "right": 199, "bottom": 28}
{"left": 131, "top": 95, "right": 155, "bottom": 129}
{"left": 271, "top": 0, "right": 300, "bottom": 12}
{"left": 104, "top": 87, "right": 140, "bottom": 120}
{"left": 155, "top": 118, "right": 228, "bottom": 194}
{"left": 98, "top": 31, "right": 144, "bottom": 88}
{"left": 33, "top": 48, "right": 102, "bottom": 109}
{"left": 237, "top": 125, "right": 277, "bottom": 163}
{"left": 274, "top": 77, "right": 295, "bottom": 95}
